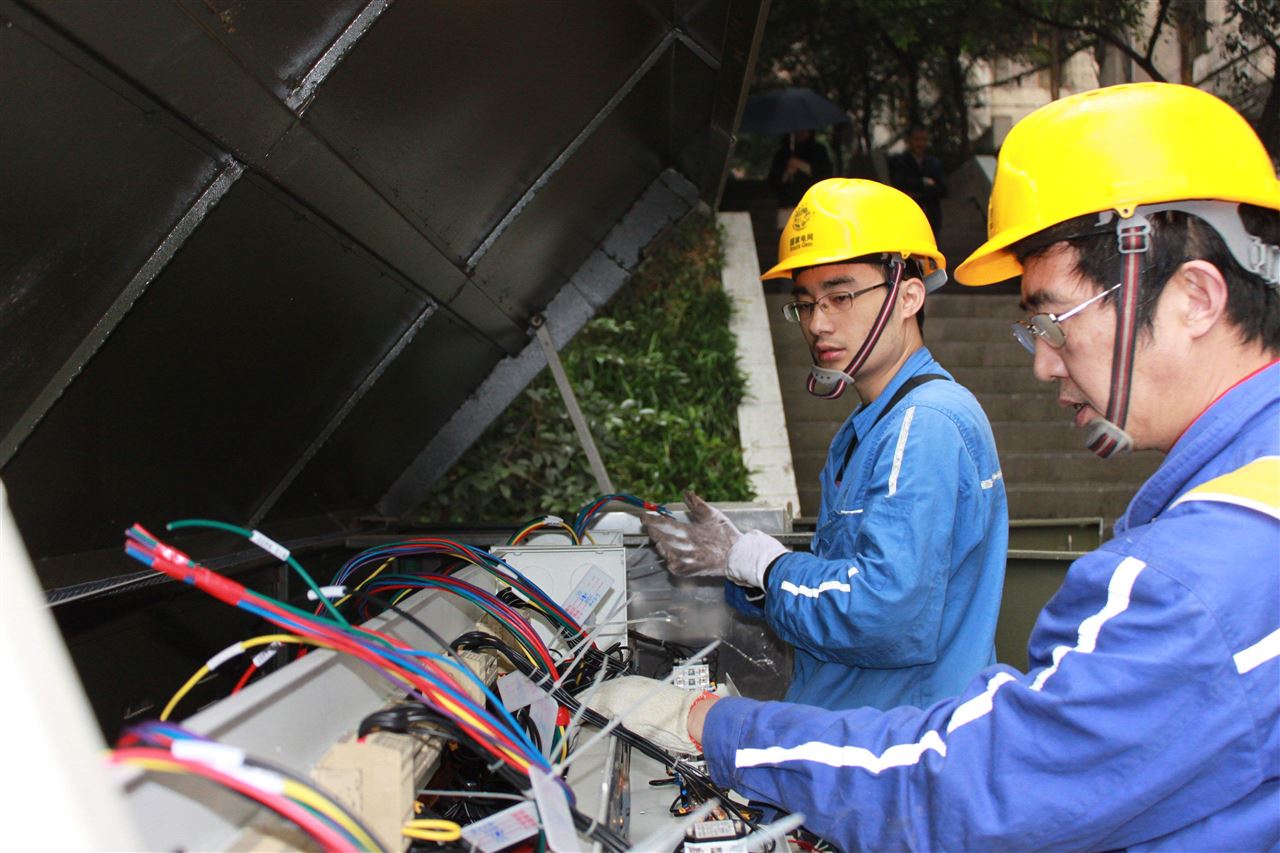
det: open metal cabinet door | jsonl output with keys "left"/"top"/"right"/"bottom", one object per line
{"left": 1, "top": 0, "right": 766, "bottom": 590}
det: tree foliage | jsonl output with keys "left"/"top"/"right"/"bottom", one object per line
{"left": 418, "top": 213, "right": 755, "bottom": 524}
{"left": 751, "top": 0, "right": 1277, "bottom": 164}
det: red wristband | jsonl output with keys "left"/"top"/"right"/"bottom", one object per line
{"left": 687, "top": 690, "right": 717, "bottom": 753}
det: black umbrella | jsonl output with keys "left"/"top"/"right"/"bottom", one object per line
{"left": 738, "top": 87, "right": 850, "bottom": 135}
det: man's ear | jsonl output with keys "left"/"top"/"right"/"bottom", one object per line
{"left": 899, "top": 276, "right": 926, "bottom": 320}
{"left": 1175, "top": 260, "right": 1229, "bottom": 340}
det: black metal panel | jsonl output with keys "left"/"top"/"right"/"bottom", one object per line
{"left": 0, "top": 16, "right": 220, "bottom": 436}
{"left": 1, "top": 0, "right": 767, "bottom": 579}
{"left": 272, "top": 311, "right": 505, "bottom": 520}
{"left": 303, "top": 0, "right": 669, "bottom": 264}
{"left": 468, "top": 66, "right": 670, "bottom": 322}
{"left": 4, "top": 175, "right": 428, "bottom": 568}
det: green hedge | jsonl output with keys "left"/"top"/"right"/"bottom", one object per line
{"left": 419, "top": 212, "right": 755, "bottom": 523}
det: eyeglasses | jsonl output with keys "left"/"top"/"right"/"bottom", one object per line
{"left": 782, "top": 282, "right": 888, "bottom": 323}
{"left": 1011, "top": 282, "right": 1122, "bottom": 353}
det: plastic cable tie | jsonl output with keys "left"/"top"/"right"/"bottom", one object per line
{"left": 306, "top": 585, "right": 346, "bottom": 601}
{"left": 171, "top": 740, "right": 246, "bottom": 774}
{"left": 248, "top": 530, "right": 291, "bottom": 562}
{"left": 543, "top": 515, "right": 563, "bottom": 526}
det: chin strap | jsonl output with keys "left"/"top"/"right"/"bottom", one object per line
{"left": 1087, "top": 212, "right": 1144, "bottom": 458}
{"left": 805, "top": 260, "right": 905, "bottom": 401}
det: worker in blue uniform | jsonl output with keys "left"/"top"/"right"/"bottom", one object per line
{"left": 591, "top": 83, "right": 1280, "bottom": 849}
{"left": 644, "top": 179, "right": 1008, "bottom": 711}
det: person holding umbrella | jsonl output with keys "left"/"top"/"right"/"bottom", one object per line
{"left": 739, "top": 87, "right": 849, "bottom": 228}
{"left": 767, "top": 129, "right": 833, "bottom": 225}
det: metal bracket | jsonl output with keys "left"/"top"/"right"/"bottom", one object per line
{"left": 530, "top": 315, "right": 614, "bottom": 495}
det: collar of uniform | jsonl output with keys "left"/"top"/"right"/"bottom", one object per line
{"left": 1117, "top": 361, "right": 1280, "bottom": 533}
{"left": 849, "top": 346, "right": 947, "bottom": 436}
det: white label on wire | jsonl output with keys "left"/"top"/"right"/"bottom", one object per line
{"left": 248, "top": 530, "right": 290, "bottom": 562}
{"left": 529, "top": 768, "right": 578, "bottom": 853}
{"left": 250, "top": 645, "right": 279, "bottom": 668}
{"left": 561, "top": 564, "right": 613, "bottom": 626}
{"left": 460, "top": 800, "right": 541, "bottom": 853}
{"left": 306, "top": 585, "right": 346, "bottom": 601}
{"left": 497, "top": 671, "right": 544, "bottom": 711}
{"left": 206, "top": 642, "right": 244, "bottom": 672}
{"left": 171, "top": 740, "right": 246, "bottom": 774}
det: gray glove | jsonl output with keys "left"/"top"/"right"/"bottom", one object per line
{"left": 644, "top": 491, "right": 741, "bottom": 577}
{"left": 584, "top": 675, "right": 700, "bottom": 754}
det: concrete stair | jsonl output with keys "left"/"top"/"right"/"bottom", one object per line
{"left": 766, "top": 288, "right": 1163, "bottom": 526}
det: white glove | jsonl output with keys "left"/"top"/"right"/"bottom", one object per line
{"left": 584, "top": 675, "right": 701, "bottom": 754}
{"left": 726, "top": 529, "right": 790, "bottom": 590}
{"left": 644, "top": 492, "right": 741, "bottom": 577}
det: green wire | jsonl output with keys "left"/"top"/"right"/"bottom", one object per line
{"left": 167, "top": 518, "right": 351, "bottom": 627}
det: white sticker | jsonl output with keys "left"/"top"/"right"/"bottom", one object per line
{"left": 692, "top": 818, "right": 739, "bottom": 840}
{"left": 561, "top": 564, "right": 613, "bottom": 626}
{"left": 530, "top": 694, "right": 559, "bottom": 759}
{"left": 248, "top": 530, "right": 290, "bottom": 562}
{"left": 497, "top": 671, "right": 544, "bottom": 711}
{"left": 460, "top": 800, "right": 541, "bottom": 853}
{"left": 672, "top": 662, "right": 712, "bottom": 692}
{"left": 529, "top": 767, "right": 578, "bottom": 853}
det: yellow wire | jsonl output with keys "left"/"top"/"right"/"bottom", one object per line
{"left": 402, "top": 819, "right": 462, "bottom": 842}
{"left": 116, "top": 756, "right": 381, "bottom": 851}
{"left": 160, "top": 634, "right": 334, "bottom": 721}
{"left": 334, "top": 557, "right": 395, "bottom": 609}
{"left": 283, "top": 779, "right": 381, "bottom": 851}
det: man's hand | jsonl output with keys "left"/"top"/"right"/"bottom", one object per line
{"left": 584, "top": 675, "right": 711, "bottom": 754}
{"left": 646, "top": 492, "right": 791, "bottom": 588}
{"left": 644, "top": 492, "right": 741, "bottom": 577}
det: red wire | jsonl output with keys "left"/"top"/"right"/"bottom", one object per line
{"left": 231, "top": 662, "right": 257, "bottom": 695}
{"left": 109, "top": 747, "right": 355, "bottom": 852}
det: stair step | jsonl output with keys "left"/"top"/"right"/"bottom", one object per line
{"left": 924, "top": 293, "right": 1022, "bottom": 317}
{"left": 925, "top": 340, "right": 1032, "bottom": 367}
{"left": 990, "top": 420, "right": 1080, "bottom": 452}
{"left": 1000, "top": 451, "right": 1163, "bottom": 486}
{"left": 918, "top": 316, "right": 1020, "bottom": 341}
{"left": 1004, "top": 483, "right": 1140, "bottom": 523}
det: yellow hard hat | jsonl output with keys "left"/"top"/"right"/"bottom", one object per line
{"left": 957, "top": 82, "right": 1280, "bottom": 286}
{"left": 763, "top": 178, "right": 947, "bottom": 289}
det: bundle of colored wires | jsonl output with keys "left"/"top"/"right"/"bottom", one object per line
{"left": 328, "top": 537, "right": 588, "bottom": 646}
{"left": 507, "top": 515, "right": 580, "bottom": 546}
{"left": 357, "top": 573, "right": 560, "bottom": 678}
{"left": 124, "top": 524, "right": 554, "bottom": 784}
{"left": 160, "top": 633, "right": 332, "bottom": 720}
{"left": 571, "top": 493, "right": 673, "bottom": 540}
{"left": 450, "top": 630, "right": 752, "bottom": 830}
{"left": 112, "top": 721, "right": 385, "bottom": 852}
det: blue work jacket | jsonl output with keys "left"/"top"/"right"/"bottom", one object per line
{"left": 727, "top": 347, "right": 1008, "bottom": 710}
{"left": 706, "top": 361, "right": 1280, "bottom": 851}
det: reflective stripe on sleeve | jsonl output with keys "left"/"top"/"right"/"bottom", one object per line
{"left": 737, "top": 557, "right": 1149, "bottom": 772}
{"left": 1235, "top": 628, "right": 1280, "bottom": 674}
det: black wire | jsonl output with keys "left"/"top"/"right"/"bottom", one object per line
{"left": 451, "top": 631, "right": 760, "bottom": 835}
{"left": 349, "top": 590, "right": 480, "bottom": 678}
